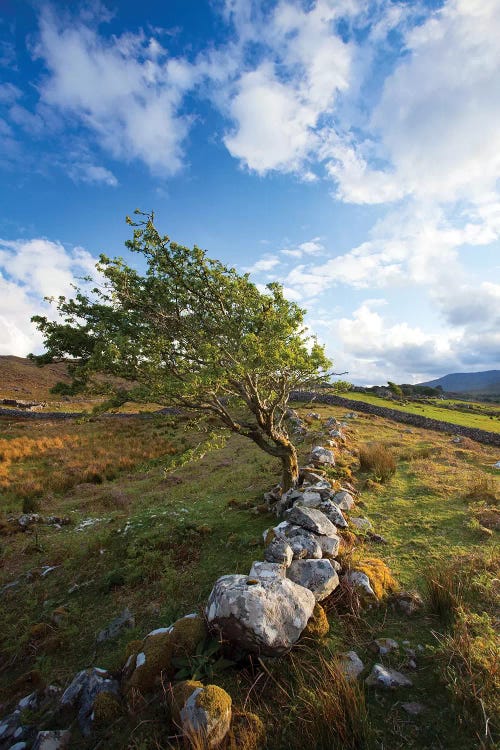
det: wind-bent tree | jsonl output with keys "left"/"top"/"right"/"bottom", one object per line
{"left": 31, "top": 211, "right": 331, "bottom": 490}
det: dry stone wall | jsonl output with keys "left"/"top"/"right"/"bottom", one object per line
{"left": 291, "top": 391, "right": 500, "bottom": 447}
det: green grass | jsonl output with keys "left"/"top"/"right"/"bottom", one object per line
{"left": 0, "top": 404, "right": 498, "bottom": 748}
{"left": 336, "top": 391, "right": 500, "bottom": 432}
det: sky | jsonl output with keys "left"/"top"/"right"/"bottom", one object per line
{"left": 0, "top": 0, "right": 499, "bottom": 385}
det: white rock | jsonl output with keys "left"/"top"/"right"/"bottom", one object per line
{"left": 338, "top": 651, "right": 364, "bottom": 680}
{"left": 287, "top": 559, "right": 339, "bottom": 601}
{"left": 345, "top": 571, "right": 377, "bottom": 600}
{"left": 180, "top": 686, "right": 231, "bottom": 749}
{"left": 365, "top": 664, "right": 413, "bottom": 689}
{"left": 249, "top": 561, "right": 285, "bottom": 580}
{"left": 285, "top": 506, "right": 337, "bottom": 536}
{"left": 288, "top": 534, "right": 323, "bottom": 560}
{"left": 350, "top": 517, "right": 372, "bottom": 531}
{"left": 206, "top": 574, "right": 315, "bottom": 655}
{"left": 264, "top": 537, "right": 293, "bottom": 566}
{"left": 315, "top": 533, "right": 341, "bottom": 559}
{"left": 331, "top": 490, "right": 355, "bottom": 510}
{"left": 319, "top": 501, "right": 348, "bottom": 528}
{"left": 32, "top": 731, "right": 72, "bottom": 750}
{"left": 310, "top": 446, "right": 335, "bottom": 465}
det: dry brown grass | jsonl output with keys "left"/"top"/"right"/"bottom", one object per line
{"left": 0, "top": 418, "right": 178, "bottom": 506}
{"left": 284, "top": 653, "right": 372, "bottom": 750}
{"left": 358, "top": 442, "right": 396, "bottom": 482}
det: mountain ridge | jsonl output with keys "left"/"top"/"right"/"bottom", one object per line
{"left": 418, "top": 370, "right": 500, "bottom": 394}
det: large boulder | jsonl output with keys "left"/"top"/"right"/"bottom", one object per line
{"left": 285, "top": 506, "right": 337, "bottom": 536}
{"left": 287, "top": 559, "right": 339, "bottom": 601}
{"left": 206, "top": 574, "right": 315, "bottom": 655}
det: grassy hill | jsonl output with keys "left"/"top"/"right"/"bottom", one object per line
{"left": 0, "top": 403, "right": 498, "bottom": 748}
{"left": 0, "top": 355, "right": 72, "bottom": 401}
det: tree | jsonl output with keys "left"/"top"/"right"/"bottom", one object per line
{"left": 387, "top": 381, "right": 403, "bottom": 400}
{"left": 31, "top": 211, "right": 331, "bottom": 491}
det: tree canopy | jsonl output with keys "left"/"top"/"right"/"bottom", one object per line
{"left": 31, "top": 211, "right": 331, "bottom": 489}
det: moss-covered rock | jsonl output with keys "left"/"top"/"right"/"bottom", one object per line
{"left": 124, "top": 614, "right": 206, "bottom": 694}
{"left": 181, "top": 684, "right": 232, "bottom": 748}
{"left": 29, "top": 622, "right": 52, "bottom": 640}
{"left": 92, "top": 691, "right": 122, "bottom": 724}
{"left": 350, "top": 555, "right": 398, "bottom": 601}
{"left": 302, "top": 603, "right": 329, "bottom": 639}
{"left": 124, "top": 639, "right": 143, "bottom": 659}
{"left": 227, "top": 710, "right": 266, "bottom": 750}
{"left": 11, "top": 669, "right": 46, "bottom": 698}
{"left": 168, "top": 679, "right": 203, "bottom": 727}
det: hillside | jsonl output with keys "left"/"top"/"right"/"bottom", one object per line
{"left": 419, "top": 370, "right": 500, "bottom": 395}
{"left": 0, "top": 355, "right": 71, "bottom": 401}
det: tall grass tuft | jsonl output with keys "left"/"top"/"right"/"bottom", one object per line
{"left": 284, "top": 653, "right": 372, "bottom": 750}
{"left": 424, "top": 561, "right": 470, "bottom": 627}
{"left": 358, "top": 442, "right": 396, "bottom": 482}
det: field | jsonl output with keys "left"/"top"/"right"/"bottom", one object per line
{"left": 0, "top": 404, "right": 498, "bottom": 749}
{"left": 337, "top": 390, "right": 500, "bottom": 433}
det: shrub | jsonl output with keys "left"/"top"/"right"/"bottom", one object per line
{"left": 358, "top": 443, "right": 396, "bottom": 482}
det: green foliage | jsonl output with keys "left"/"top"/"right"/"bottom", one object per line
{"left": 329, "top": 380, "right": 352, "bottom": 393}
{"left": 172, "top": 636, "right": 235, "bottom": 681}
{"left": 31, "top": 211, "right": 331, "bottom": 488}
{"left": 387, "top": 381, "right": 403, "bottom": 400}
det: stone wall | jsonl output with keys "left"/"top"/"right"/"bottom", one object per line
{"left": 291, "top": 391, "right": 500, "bottom": 448}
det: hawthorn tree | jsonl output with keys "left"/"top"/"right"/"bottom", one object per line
{"left": 31, "top": 211, "right": 331, "bottom": 490}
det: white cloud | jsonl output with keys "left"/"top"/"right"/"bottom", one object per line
{"left": 0, "top": 237, "right": 98, "bottom": 355}
{"left": 245, "top": 255, "right": 280, "bottom": 273}
{"left": 68, "top": 162, "right": 118, "bottom": 186}
{"left": 33, "top": 7, "right": 199, "bottom": 175}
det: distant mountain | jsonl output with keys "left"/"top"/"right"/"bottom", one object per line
{"left": 418, "top": 370, "right": 500, "bottom": 394}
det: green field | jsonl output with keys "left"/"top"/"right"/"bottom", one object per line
{"left": 337, "top": 391, "right": 500, "bottom": 433}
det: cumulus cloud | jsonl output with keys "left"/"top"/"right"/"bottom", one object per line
{"left": 33, "top": 7, "right": 199, "bottom": 175}
{"left": 0, "top": 238, "right": 98, "bottom": 356}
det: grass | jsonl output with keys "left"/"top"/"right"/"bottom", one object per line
{"left": 335, "top": 390, "right": 500, "bottom": 433}
{"left": 358, "top": 442, "right": 397, "bottom": 482}
{"left": 0, "top": 401, "right": 498, "bottom": 748}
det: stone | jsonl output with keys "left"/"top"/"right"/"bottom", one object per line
{"left": 168, "top": 680, "right": 204, "bottom": 727}
{"left": 299, "top": 490, "right": 323, "bottom": 507}
{"left": 324, "top": 417, "right": 338, "bottom": 427}
{"left": 393, "top": 590, "right": 424, "bottom": 616}
{"left": 306, "top": 412, "right": 321, "bottom": 420}
{"left": 350, "top": 517, "right": 372, "bottom": 531}
{"left": 299, "top": 469, "right": 329, "bottom": 485}
{"left": 285, "top": 506, "right": 337, "bottom": 536}
{"left": 338, "top": 651, "right": 364, "bottom": 680}
{"left": 288, "top": 534, "right": 323, "bottom": 560}
{"left": 125, "top": 614, "right": 206, "bottom": 693}
{"left": 32, "top": 732, "right": 72, "bottom": 750}
{"left": 264, "top": 537, "right": 293, "bottom": 566}
{"left": 401, "top": 702, "right": 425, "bottom": 716}
{"left": 372, "top": 637, "right": 399, "bottom": 655}
{"left": 365, "top": 664, "right": 413, "bottom": 689}
{"left": 273, "top": 488, "right": 302, "bottom": 517}
{"left": 206, "top": 574, "right": 315, "bottom": 655}
{"left": 331, "top": 490, "right": 355, "bottom": 510}
{"left": 328, "top": 429, "right": 343, "bottom": 438}
{"left": 180, "top": 684, "right": 231, "bottom": 748}
{"left": 249, "top": 561, "right": 285, "bottom": 580}
{"left": 60, "top": 667, "right": 119, "bottom": 736}
{"left": 319, "top": 501, "right": 348, "bottom": 528}
{"left": 310, "top": 446, "right": 335, "bottom": 466}
{"left": 287, "top": 559, "right": 339, "bottom": 601}
{"left": 345, "top": 571, "right": 377, "bottom": 601}
{"left": 315, "top": 533, "right": 341, "bottom": 559}
{"left": 493, "top": 461, "right": 500, "bottom": 469}
{"left": 96, "top": 607, "right": 135, "bottom": 643}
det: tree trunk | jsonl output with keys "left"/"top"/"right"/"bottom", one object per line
{"left": 279, "top": 441, "right": 299, "bottom": 492}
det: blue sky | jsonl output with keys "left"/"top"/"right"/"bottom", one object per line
{"left": 1, "top": 0, "right": 499, "bottom": 384}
